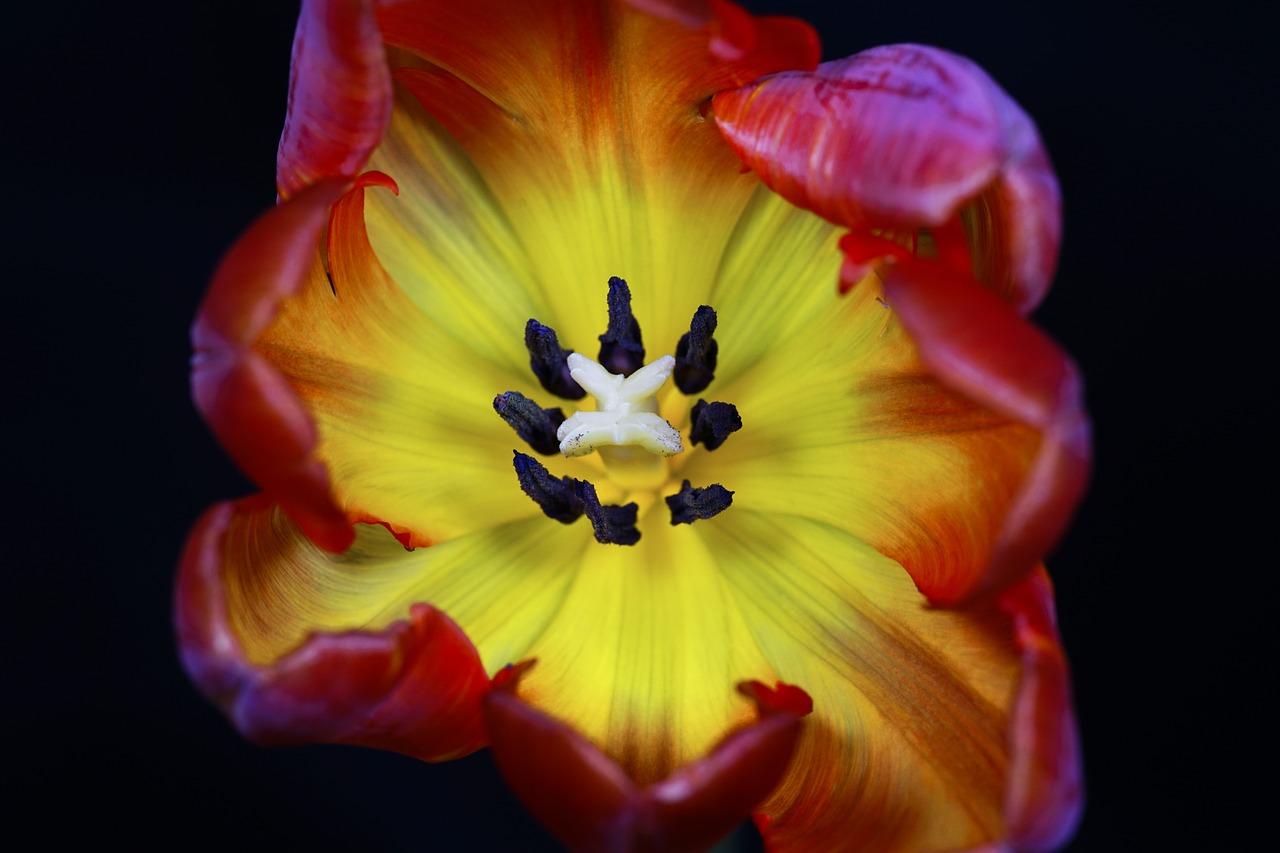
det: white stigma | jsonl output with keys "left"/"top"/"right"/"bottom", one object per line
{"left": 557, "top": 353, "right": 683, "bottom": 457}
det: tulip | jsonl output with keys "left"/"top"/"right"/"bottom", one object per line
{"left": 178, "top": 1, "right": 1089, "bottom": 849}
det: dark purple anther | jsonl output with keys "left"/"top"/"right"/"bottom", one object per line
{"left": 674, "top": 305, "right": 718, "bottom": 394}
{"left": 597, "top": 277, "right": 645, "bottom": 376}
{"left": 494, "top": 392, "right": 566, "bottom": 456}
{"left": 525, "top": 320, "right": 586, "bottom": 399}
{"left": 689, "top": 399, "right": 742, "bottom": 451}
{"left": 666, "top": 480, "right": 734, "bottom": 525}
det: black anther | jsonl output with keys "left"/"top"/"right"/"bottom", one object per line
{"left": 674, "top": 305, "right": 718, "bottom": 394}
{"left": 597, "top": 276, "right": 645, "bottom": 376}
{"left": 512, "top": 452, "right": 640, "bottom": 545}
{"left": 666, "top": 480, "right": 734, "bottom": 525}
{"left": 494, "top": 392, "right": 566, "bottom": 456}
{"left": 525, "top": 320, "right": 586, "bottom": 399}
{"left": 689, "top": 399, "right": 742, "bottom": 451}
{"left": 576, "top": 480, "right": 641, "bottom": 545}
{"left": 512, "top": 451, "right": 584, "bottom": 523}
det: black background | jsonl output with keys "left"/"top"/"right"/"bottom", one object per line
{"left": 6, "top": 1, "right": 1272, "bottom": 849}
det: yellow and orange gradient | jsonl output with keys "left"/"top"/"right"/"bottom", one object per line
{"left": 178, "top": 1, "right": 1089, "bottom": 850}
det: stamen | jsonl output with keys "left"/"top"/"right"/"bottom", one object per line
{"left": 512, "top": 451, "right": 583, "bottom": 523}
{"left": 576, "top": 479, "right": 641, "bottom": 545}
{"left": 689, "top": 399, "right": 742, "bottom": 451}
{"left": 666, "top": 480, "right": 734, "bottom": 525}
{"left": 597, "top": 276, "right": 645, "bottom": 376}
{"left": 493, "top": 392, "right": 566, "bottom": 455}
{"left": 674, "top": 305, "right": 718, "bottom": 394}
{"left": 512, "top": 452, "right": 641, "bottom": 545}
{"left": 525, "top": 320, "right": 586, "bottom": 399}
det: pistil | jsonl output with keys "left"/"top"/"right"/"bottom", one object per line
{"left": 557, "top": 352, "right": 683, "bottom": 490}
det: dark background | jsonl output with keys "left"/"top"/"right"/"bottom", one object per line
{"left": 7, "top": 1, "right": 1271, "bottom": 849}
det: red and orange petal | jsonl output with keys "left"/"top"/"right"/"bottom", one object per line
{"left": 276, "top": 0, "right": 392, "bottom": 199}
{"left": 999, "top": 569, "right": 1083, "bottom": 852}
{"left": 881, "top": 262, "right": 1090, "bottom": 604}
{"left": 184, "top": 1, "right": 1086, "bottom": 850}
{"left": 712, "top": 43, "right": 1061, "bottom": 314}
{"left": 175, "top": 497, "right": 489, "bottom": 762}
{"left": 191, "top": 179, "right": 354, "bottom": 552}
{"left": 711, "top": 43, "right": 1087, "bottom": 605}
{"left": 485, "top": 662, "right": 811, "bottom": 852}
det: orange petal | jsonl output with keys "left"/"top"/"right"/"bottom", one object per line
{"left": 880, "top": 260, "right": 1091, "bottom": 603}
{"left": 622, "top": 0, "right": 819, "bottom": 66}
{"left": 484, "top": 663, "right": 810, "bottom": 852}
{"left": 276, "top": 0, "right": 393, "bottom": 199}
{"left": 191, "top": 180, "right": 353, "bottom": 551}
{"left": 713, "top": 43, "right": 1060, "bottom": 312}
{"left": 176, "top": 497, "right": 489, "bottom": 762}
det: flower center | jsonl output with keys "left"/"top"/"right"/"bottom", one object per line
{"left": 494, "top": 278, "right": 739, "bottom": 545}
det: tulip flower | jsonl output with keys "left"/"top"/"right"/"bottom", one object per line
{"left": 177, "top": 0, "right": 1090, "bottom": 850}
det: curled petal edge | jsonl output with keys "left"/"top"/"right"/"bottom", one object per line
{"left": 191, "top": 179, "right": 354, "bottom": 552}
{"left": 277, "top": 0, "right": 393, "bottom": 199}
{"left": 175, "top": 497, "right": 490, "bottom": 762}
{"left": 999, "top": 567, "right": 1084, "bottom": 852}
{"left": 751, "top": 569, "right": 1081, "bottom": 853}
{"left": 712, "top": 42, "right": 1086, "bottom": 602}
{"left": 882, "top": 260, "right": 1091, "bottom": 605}
{"left": 712, "top": 43, "right": 1060, "bottom": 313}
{"left": 484, "top": 661, "right": 811, "bottom": 853}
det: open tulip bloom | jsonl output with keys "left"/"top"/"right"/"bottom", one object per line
{"left": 177, "top": 0, "right": 1091, "bottom": 850}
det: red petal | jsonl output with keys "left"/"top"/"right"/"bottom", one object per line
{"left": 483, "top": 661, "right": 638, "bottom": 851}
{"left": 191, "top": 180, "right": 353, "bottom": 552}
{"left": 881, "top": 260, "right": 1091, "bottom": 604}
{"left": 999, "top": 568, "right": 1083, "bottom": 851}
{"left": 713, "top": 44, "right": 1059, "bottom": 312}
{"left": 276, "top": 0, "right": 393, "bottom": 199}
{"left": 645, "top": 682, "right": 811, "bottom": 852}
{"left": 484, "top": 666, "right": 810, "bottom": 853}
{"left": 175, "top": 497, "right": 489, "bottom": 762}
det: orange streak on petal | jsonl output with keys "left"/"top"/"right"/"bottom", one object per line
{"left": 393, "top": 66, "right": 512, "bottom": 150}
{"left": 882, "top": 260, "right": 1091, "bottom": 604}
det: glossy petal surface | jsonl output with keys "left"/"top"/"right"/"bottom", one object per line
{"left": 713, "top": 43, "right": 1061, "bottom": 312}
